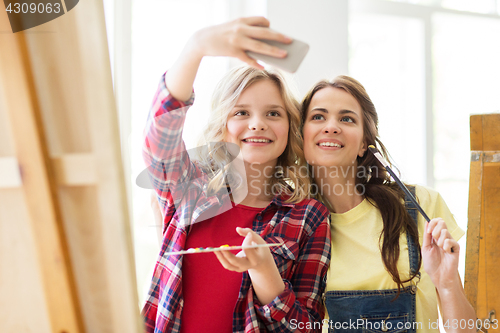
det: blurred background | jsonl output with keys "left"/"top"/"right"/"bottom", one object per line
{"left": 101, "top": 0, "right": 500, "bottom": 306}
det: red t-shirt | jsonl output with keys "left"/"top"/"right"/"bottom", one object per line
{"left": 180, "top": 203, "right": 273, "bottom": 333}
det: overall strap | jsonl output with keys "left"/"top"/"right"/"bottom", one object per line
{"left": 404, "top": 186, "right": 420, "bottom": 277}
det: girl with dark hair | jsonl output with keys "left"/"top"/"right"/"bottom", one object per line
{"left": 301, "top": 76, "right": 476, "bottom": 333}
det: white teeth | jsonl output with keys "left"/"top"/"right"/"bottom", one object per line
{"left": 319, "top": 142, "right": 341, "bottom": 148}
{"left": 245, "top": 138, "right": 271, "bottom": 143}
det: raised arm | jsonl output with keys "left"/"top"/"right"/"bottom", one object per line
{"left": 166, "top": 16, "right": 292, "bottom": 101}
{"left": 143, "top": 17, "right": 292, "bottom": 219}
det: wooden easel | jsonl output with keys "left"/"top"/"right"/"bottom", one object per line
{"left": 0, "top": 1, "right": 142, "bottom": 332}
{"left": 465, "top": 113, "right": 500, "bottom": 327}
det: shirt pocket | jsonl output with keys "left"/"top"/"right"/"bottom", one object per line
{"left": 265, "top": 236, "right": 299, "bottom": 276}
{"left": 361, "top": 313, "right": 410, "bottom": 333}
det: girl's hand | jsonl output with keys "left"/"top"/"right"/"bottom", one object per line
{"left": 214, "top": 227, "right": 275, "bottom": 273}
{"left": 166, "top": 16, "right": 291, "bottom": 101}
{"left": 421, "top": 218, "right": 460, "bottom": 291}
{"left": 188, "top": 17, "right": 292, "bottom": 69}
{"left": 215, "top": 227, "right": 285, "bottom": 304}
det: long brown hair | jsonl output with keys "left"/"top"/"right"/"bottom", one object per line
{"left": 301, "top": 76, "right": 421, "bottom": 293}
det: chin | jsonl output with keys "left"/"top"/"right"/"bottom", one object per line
{"left": 246, "top": 156, "right": 278, "bottom": 166}
{"left": 310, "top": 158, "right": 339, "bottom": 168}
{"left": 246, "top": 159, "right": 274, "bottom": 166}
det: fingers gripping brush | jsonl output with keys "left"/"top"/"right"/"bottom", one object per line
{"left": 367, "top": 145, "right": 454, "bottom": 252}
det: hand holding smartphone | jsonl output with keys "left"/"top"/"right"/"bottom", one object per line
{"left": 246, "top": 36, "right": 309, "bottom": 73}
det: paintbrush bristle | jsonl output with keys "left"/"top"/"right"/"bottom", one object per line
{"left": 368, "top": 145, "right": 378, "bottom": 153}
{"left": 367, "top": 145, "right": 389, "bottom": 167}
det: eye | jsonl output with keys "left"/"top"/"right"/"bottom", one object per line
{"left": 234, "top": 110, "right": 249, "bottom": 116}
{"left": 340, "top": 116, "right": 354, "bottom": 123}
{"left": 311, "top": 113, "right": 325, "bottom": 121}
{"left": 268, "top": 110, "right": 281, "bottom": 117}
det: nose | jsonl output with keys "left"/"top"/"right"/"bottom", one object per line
{"left": 248, "top": 115, "right": 267, "bottom": 131}
{"left": 323, "top": 119, "right": 341, "bottom": 134}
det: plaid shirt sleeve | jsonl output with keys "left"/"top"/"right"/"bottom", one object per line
{"left": 142, "top": 72, "right": 196, "bottom": 228}
{"left": 254, "top": 201, "right": 331, "bottom": 332}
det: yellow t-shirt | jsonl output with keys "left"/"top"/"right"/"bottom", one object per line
{"left": 324, "top": 185, "right": 464, "bottom": 333}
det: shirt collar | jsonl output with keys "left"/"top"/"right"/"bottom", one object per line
{"left": 270, "top": 195, "right": 295, "bottom": 208}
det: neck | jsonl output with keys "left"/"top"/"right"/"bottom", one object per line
{"left": 229, "top": 157, "right": 277, "bottom": 208}
{"left": 312, "top": 164, "right": 364, "bottom": 214}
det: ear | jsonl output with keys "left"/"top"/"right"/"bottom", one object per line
{"left": 358, "top": 141, "right": 367, "bottom": 157}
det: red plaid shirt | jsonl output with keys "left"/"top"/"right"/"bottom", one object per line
{"left": 141, "top": 73, "right": 331, "bottom": 333}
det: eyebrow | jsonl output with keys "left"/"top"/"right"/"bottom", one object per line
{"left": 310, "top": 108, "right": 360, "bottom": 117}
{"left": 234, "top": 104, "right": 285, "bottom": 110}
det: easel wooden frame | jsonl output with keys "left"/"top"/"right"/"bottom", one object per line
{"left": 465, "top": 113, "right": 500, "bottom": 324}
{"left": 0, "top": 1, "right": 142, "bottom": 332}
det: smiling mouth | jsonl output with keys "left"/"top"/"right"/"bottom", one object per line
{"left": 318, "top": 142, "right": 343, "bottom": 148}
{"left": 242, "top": 138, "right": 273, "bottom": 143}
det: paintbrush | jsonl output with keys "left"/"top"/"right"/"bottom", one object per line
{"left": 164, "top": 242, "right": 284, "bottom": 256}
{"left": 367, "top": 145, "right": 454, "bottom": 252}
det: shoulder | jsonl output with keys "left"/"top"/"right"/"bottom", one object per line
{"left": 413, "top": 184, "right": 439, "bottom": 202}
{"left": 282, "top": 197, "right": 330, "bottom": 231}
{"left": 410, "top": 184, "right": 447, "bottom": 212}
{"left": 406, "top": 184, "right": 449, "bottom": 216}
{"left": 409, "top": 184, "right": 465, "bottom": 240}
{"left": 289, "top": 196, "right": 329, "bottom": 216}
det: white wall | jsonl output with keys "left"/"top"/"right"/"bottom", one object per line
{"left": 267, "top": 0, "right": 349, "bottom": 96}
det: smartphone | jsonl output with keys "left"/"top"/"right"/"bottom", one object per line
{"left": 246, "top": 37, "right": 309, "bottom": 73}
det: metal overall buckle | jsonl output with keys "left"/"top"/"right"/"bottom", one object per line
{"left": 410, "top": 272, "right": 421, "bottom": 294}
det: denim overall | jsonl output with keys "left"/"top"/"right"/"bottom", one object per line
{"left": 324, "top": 187, "right": 421, "bottom": 333}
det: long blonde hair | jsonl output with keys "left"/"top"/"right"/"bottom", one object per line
{"left": 195, "top": 66, "right": 309, "bottom": 203}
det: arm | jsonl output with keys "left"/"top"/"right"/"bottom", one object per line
{"left": 215, "top": 227, "right": 286, "bottom": 304}
{"left": 265, "top": 215, "right": 330, "bottom": 332}
{"left": 150, "top": 190, "right": 164, "bottom": 247}
{"left": 143, "top": 17, "right": 291, "bottom": 218}
{"left": 166, "top": 16, "right": 291, "bottom": 102}
{"left": 142, "top": 72, "right": 195, "bottom": 221}
{"left": 215, "top": 205, "right": 331, "bottom": 332}
{"left": 423, "top": 218, "right": 476, "bottom": 333}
